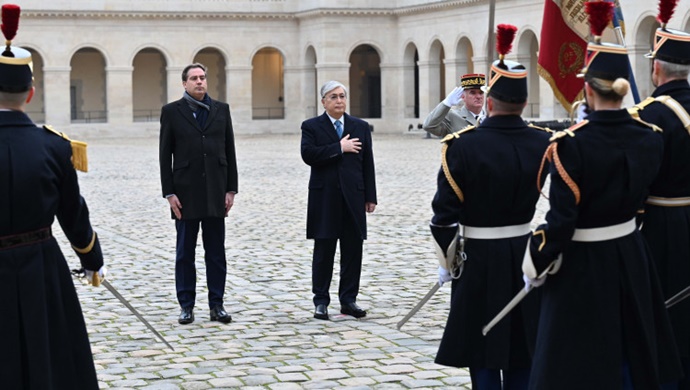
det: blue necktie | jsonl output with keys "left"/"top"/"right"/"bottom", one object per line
{"left": 335, "top": 120, "right": 343, "bottom": 138}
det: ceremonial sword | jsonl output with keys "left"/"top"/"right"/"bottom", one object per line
{"left": 396, "top": 282, "right": 441, "bottom": 330}
{"left": 72, "top": 269, "right": 175, "bottom": 351}
{"left": 666, "top": 285, "right": 690, "bottom": 309}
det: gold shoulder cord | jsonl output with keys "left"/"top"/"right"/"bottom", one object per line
{"left": 655, "top": 96, "right": 690, "bottom": 133}
{"left": 439, "top": 126, "right": 475, "bottom": 202}
{"left": 536, "top": 121, "right": 586, "bottom": 204}
{"left": 43, "top": 125, "right": 88, "bottom": 172}
{"left": 528, "top": 123, "right": 553, "bottom": 133}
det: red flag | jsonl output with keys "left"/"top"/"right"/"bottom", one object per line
{"left": 537, "top": 1, "right": 587, "bottom": 113}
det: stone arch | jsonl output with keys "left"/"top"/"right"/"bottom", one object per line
{"left": 251, "top": 46, "right": 285, "bottom": 119}
{"left": 70, "top": 47, "right": 107, "bottom": 123}
{"left": 349, "top": 44, "right": 382, "bottom": 118}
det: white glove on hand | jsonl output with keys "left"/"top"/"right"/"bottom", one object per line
{"left": 523, "top": 273, "right": 545, "bottom": 292}
{"left": 442, "top": 86, "right": 464, "bottom": 107}
{"left": 438, "top": 266, "right": 453, "bottom": 286}
{"left": 85, "top": 266, "right": 107, "bottom": 287}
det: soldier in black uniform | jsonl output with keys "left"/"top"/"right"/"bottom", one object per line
{"left": 431, "top": 24, "right": 550, "bottom": 390}
{"left": 522, "top": 6, "right": 682, "bottom": 388}
{"left": 0, "top": 4, "right": 105, "bottom": 389}
{"left": 627, "top": 12, "right": 690, "bottom": 389}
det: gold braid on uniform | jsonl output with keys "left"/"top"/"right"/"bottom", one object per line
{"left": 441, "top": 142, "right": 464, "bottom": 202}
{"left": 548, "top": 142, "right": 581, "bottom": 205}
{"left": 43, "top": 125, "right": 89, "bottom": 172}
{"left": 535, "top": 121, "right": 587, "bottom": 204}
{"left": 439, "top": 125, "right": 475, "bottom": 202}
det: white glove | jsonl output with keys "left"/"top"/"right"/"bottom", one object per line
{"left": 442, "top": 86, "right": 464, "bottom": 107}
{"left": 438, "top": 266, "right": 453, "bottom": 286}
{"left": 522, "top": 272, "right": 545, "bottom": 292}
{"left": 85, "top": 266, "right": 107, "bottom": 287}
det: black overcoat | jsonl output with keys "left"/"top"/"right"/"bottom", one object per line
{"left": 301, "top": 112, "right": 376, "bottom": 239}
{"left": 0, "top": 110, "right": 101, "bottom": 389}
{"left": 527, "top": 110, "right": 682, "bottom": 389}
{"left": 159, "top": 97, "right": 238, "bottom": 220}
{"left": 638, "top": 79, "right": 690, "bottom": 362}
{"left": 432, "top": 115, "right": 550, "bottom": 370}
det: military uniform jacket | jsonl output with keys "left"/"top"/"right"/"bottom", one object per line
{"left": 637, "top": 79, "right": 690, "bottom": 360}
{"left": 431, "top": 115, "right": 550, "bottom": 370}
{"left": 159, "top": 97, "right": 238, "bottom": 220}
{"left": 300, "top": 112, "right": 377, "bottom": 239}
{"left": 422, "top": 102, "right": 482, "bottom": 137}
{"left": 0, "top": 110, "right": 101, "bottom": 389}
{"left": 526, "top": 110, "right": 681, "bottom": 389}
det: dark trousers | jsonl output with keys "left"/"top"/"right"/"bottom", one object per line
{"left": 175, "top": 218, "right": 226, "bottom": 309}
{"left": 470, "top": 367, "right": 530, "bottom": 390}
{"left": 312, "top": 208, "right": 363, "bottom": 307}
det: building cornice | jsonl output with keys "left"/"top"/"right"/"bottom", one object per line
{"left": 22, "top": 1, "right": 482, "bottom": 21}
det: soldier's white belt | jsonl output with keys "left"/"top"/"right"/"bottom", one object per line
{"left": 463, "top": 223, "right": 531, "bottom": 239}
{"left": 646, "top": 196, "right": 690, "bottom": 207}
{"left": 571, "top": 218, "right": 636, "bottom": 242}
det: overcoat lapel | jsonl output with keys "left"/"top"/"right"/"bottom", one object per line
{"left": 175, "top": 99, "right": 202, "bottom": 132}
{"left": 203, "top": 101, "right": 219, "bottom": 132}
{"left": 320, "top": 113, "right": 339, "bottom": 142}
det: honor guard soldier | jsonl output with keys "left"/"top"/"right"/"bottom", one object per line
{"left": 423, "top": 73, "right": 486, "bottom": 137}
{"left": 522, "top": 2, "right": 682, "bottom": 389}
{"left": 628, "top": 1, "right": 690, "bottom": 387}
{"left": 0, "top": 4, "right": 105, "bottom": 389}
{"left": 430, "top": 24, "right": 550, "bottom": 389}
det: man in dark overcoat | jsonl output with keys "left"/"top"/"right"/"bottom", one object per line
{"left": 300, "top": 80, "right": 377, "bottom": 320}
{"left": 159, "top": 63, "right": 238, "bottom": 324}
{"left": 0, "top": 4, "right": 105, "bottom": 388}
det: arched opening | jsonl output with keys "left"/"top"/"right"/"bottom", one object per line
{"left": 194, "top": 48, "right": 227, "bottom": 103}
{"left": 305, "top": 46, "right": 318, "bottom": 118}
{"left": 70, "top": 48, "right": 107, "bottom": 123}
{"left": 349, "top": 44, "right": 381, "bottom": 118}
{"left": 429, "top": 40, "right": 446, "bottom": 105}
{"left": 455, "top": 37, "right": 474, "bottom": 78}
{"left": 518, "top": 30, "right": 540, "bottom": 118}
{"left": 251, "top": 47, "right": 284, "bottom": 119}
{"left": 132, "top": 48, "right": 167, "bottom": 122}
{"left": 25, "top": 49, "right": 45, "bottom": 124}
{"left": 635, "top": 16, "right": 660, "bottom": 99}
{"left": 403, "top": 43, "right": 419, "bottom": 118}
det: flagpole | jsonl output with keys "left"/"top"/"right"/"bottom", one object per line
{"left": 487, "top": 0, "right": 495, "bottom": 77}
{"left": 609, "top": 1, "right": 641, "bottom": 103}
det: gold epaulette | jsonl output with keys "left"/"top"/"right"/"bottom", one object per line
{"left": 440, "top": 125, "right": 476, "bottom": 143}
{"left": 43, "top": 125, "right": 88, "bottom": 172}
{"left": 632, "top": 117, "right": 662, "bottom": 133}
{"left": 549, "top": 120, "right": 588, "bottom": 142}
{"left": 627, "top": 96, "right": 656, "bottom": 118}
{"left": 528, "top": 123, "right": 553, "bottom": 133}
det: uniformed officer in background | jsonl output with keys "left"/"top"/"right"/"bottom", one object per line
{"left": 422, "top": 73, "right": 486, "bottom": 137}
{"left": 0, "top": 4, "right": 105, "bottom": 389}
{"left": 430, "top": 24, "right": 550, "bottom": 390}
{"left": 628, "top": 2, "right": 690, "bottom": 387}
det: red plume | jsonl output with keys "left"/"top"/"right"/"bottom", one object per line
{"left": 1, "top": 4, "right": 21, "bottom": 42}
{"left": 657, "top": 0, "right": 679, "bottom": 26}
{"left": 496, "top": 24, "right": 517, "bottom": 59}
{"left": 585, "top": 1, "right": 613, "bottom": 39}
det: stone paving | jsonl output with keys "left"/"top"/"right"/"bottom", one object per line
{"left": 54, "top": 131, "right": 550, "bottom": 389}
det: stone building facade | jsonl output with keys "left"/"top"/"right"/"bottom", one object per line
{"left": 12, "top": 0, "right": 690, "bottom": 134}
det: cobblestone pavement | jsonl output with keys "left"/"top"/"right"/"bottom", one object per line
{"left": 55, "top": 131, "right": 550, "bottom": 389}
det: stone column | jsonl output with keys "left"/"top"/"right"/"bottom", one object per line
{"left": 166, "top": 66, "right": 185, "bottom": 104}
{"left": 416, "top": 60, "right": 435, "bottom": 120}
{"left": 283, "top": 65, "right": 304, "bottom": 126}
{"left": 106, "top": 66, "right": 134, "bottom": 125}
{"left": 379, "top": 62, "right": 404, "bottom": 126}
{"left": 42, "top": 66, "right": 71, "bottom": 126}
{"left": 226, "top": 65, "right": 253, "bottom": 125}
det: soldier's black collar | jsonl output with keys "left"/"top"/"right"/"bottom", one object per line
{"left": 652, "top": 79, "right": 690, "bottom": 98}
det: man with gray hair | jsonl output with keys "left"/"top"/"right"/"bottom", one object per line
{"left": 628, "top": 16, "right": 690, "bottom": 389}
{"left": 300, "top": 80, "right": 377, "bottom": 321}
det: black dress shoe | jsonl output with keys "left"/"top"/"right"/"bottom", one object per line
{"left": 210, "top": 305, "right": 232, "bottom": 323}
{"left": 314, "top": 304, "right": 329, "bottom": 320}
{"left": 341, "top": 302, "right": 366, "bottom": 318}
{"left": 178, "top": 306, "right": 194, "bottom": 324}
